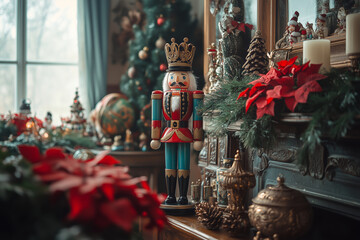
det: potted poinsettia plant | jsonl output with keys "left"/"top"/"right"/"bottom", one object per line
{"left": 237, "top": 56, "right": 327, "bottom": 119}
{"left": 16, "top": 145, "right": 167, "bottom": 238}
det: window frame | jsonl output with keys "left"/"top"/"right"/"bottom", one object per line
{"left": 0, "top": 0, "right": 78, "bottom": 111}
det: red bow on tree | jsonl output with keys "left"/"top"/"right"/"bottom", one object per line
{"left": 231, "top": 21, "right": 254, "bottom": 33}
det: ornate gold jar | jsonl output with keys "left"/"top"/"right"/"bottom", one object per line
{"left": 248, "top": 176, "right": 313, "bottom": 240}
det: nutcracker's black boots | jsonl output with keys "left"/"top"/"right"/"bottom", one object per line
{"left": 164, "top": 169, "right": 177, "bottom": 204}
{"left": 177, "top": 170, "right": 190, "bottom": 205}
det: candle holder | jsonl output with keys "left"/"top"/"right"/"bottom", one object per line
{"left": 220, "top": 150, "right": 256, "bottom": 235}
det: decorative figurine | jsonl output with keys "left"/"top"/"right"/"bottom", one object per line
{"left": 63, "top": 89, "right": 86, "bottom": 135}
{"left": 124, "top": 129, "right": 135, "bottom": 151}
{"left": 44, "top": 112, "right": 53, "bottom": 131}
{"left": 305, "top": 22, "right": 315, "bottom": 39}
{"left": 334, "top": 7, "right": 346, "bottom": 34}
{"left": 138, "top": 132, "right": 148, "bottom": 152}
{"left": 287, "top": 11, "right": 302, "bottom": 45}
{"left": 150, "top": 37, "right": 204, "bottom": 215}
{"left": 315, "top": 13, "right": 329, "bottom": 39}
{"left": 111, "top": 135, "right": 124, "bottom": 151}
{"left": 19, "top": 99, "right": 31, "bottom": 117}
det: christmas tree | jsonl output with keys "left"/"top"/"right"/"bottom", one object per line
{"left": 242, "top": 30, "right": 268, "bottom": 76}
{"left": 120, "top": 0, "right": 197, "bottom": 133}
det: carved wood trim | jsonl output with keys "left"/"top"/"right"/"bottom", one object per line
{"left": 325, "top": 155, "right": 360, "bottom": 181}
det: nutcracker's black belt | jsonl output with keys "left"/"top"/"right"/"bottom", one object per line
{"left": 166, "top": 120, "right": 188, "bottom": 129}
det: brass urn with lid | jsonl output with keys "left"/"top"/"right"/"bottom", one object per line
{"left": 248, "top": 176, "right": 313, "bottom": 240}
{"left": 220, "top": 150, "right": 256, "bottom": 235}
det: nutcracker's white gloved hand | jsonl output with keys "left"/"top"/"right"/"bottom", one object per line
{"left": 193, "top": 141, "right": 203, "bottom": 151}
{"left": 150, "top": 140, "right": 161, "bottom": 150}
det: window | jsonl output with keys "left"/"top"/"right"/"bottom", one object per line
{"left": 0, "top": 0, "right": 79, "bottom": 124}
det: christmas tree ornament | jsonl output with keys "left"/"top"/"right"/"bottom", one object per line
{"left": 138, "top": 86, "right": 143, "bottom": 91}
{"left": 151, "top": 37, "right": 204, "bottom": 215}
{"left": 242, "top": 30, "right": 269, "bottom": 76}
{"left": 195, "top": 200, "right": 223, "bottom": 230}
{"left": 127, "top": 66, "right": 136, "bottom": 78}
{"left": 159, "top": 63, "right": 167, "bottom": 72}
{"left": 157, "top": 15, "right": 165, "bottom": 26}
{"left": 155, "top": 36, "right": 166, "bottom": 49}
{"left": 219, "top": 150, "right": 255, "bottom": 235}
{"left": 171, "top": 27, "right": 175, "bottom": 32}
{"left": 93, "top": 93, "right": 135, "bottom": 138}
{"left": 138, "top": 46, "right": 149, "bottom": 60}
{"left": 63, "top": 89, "right": 87, "bottom": 135}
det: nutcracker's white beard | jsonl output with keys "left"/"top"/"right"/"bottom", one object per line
{"left": 171, "top": 96, "right": 181, "bottom": 112}
{"left": 163, "top": 72, "right": 197, "bottom": 112}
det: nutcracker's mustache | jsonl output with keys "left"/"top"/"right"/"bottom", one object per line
{"left": 171, "top": 82, "right": 186, "bottom": 86}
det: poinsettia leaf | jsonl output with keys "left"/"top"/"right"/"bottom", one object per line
{"left": 305, "top": 63, "right": 322, "bottom": 74}
{"left": 100, "top": 199, "right": 137, "bottom": 232}
{"left": 101, "top": 183, "right": 115, "bottom": 201}
{"left": 297, "top": 72, "right": 327, "bottom": 86}
{"left": 255, "top": 97, "right": 267, "bottom": 109}
{"left": 285, "top": 97, "right": 298, "bottom": 112}
{"left": 141, "top": 180, "right": 151, "bottom": 191}
{"left": 96, "top": 155, "right": 121, "bottom": 166}
{"left": 79, "top": 177, "right": 113, "bottom": 194}
{"left": 237, "top": 88, "right": 250, "bottom": 100}
{"left": 33, "top": 162, "right": 53, "bottom": 174}
{"left": 44, "top": 147, "right": 67, "bottom": 160}
{"left": 87, "top": 151, "right": 120, "bottom": 167}
{"left": 295, "top": 80, "right": 322, "bottom": 103}
{"left": 49, "top": 175, "right": 83, "bottom": 192}
{"left": 275, "top": 76, "right": 294, "bottom": 87}
{"left": 38, "top": 172, "right": 70, "bottom": 182}
{"left": 266, "top": 85, "right": 283, "bottom": 99}
{"left": 245, "top": 89, "right": 265, "bottom": 113}
{"left": 96, "top": 166, "right": 130, "bottom": 179}
{"left": 249, "top": 83, "right": 266, "bottom": 97}
{"left": 249, "top": 77, "right": 265, "bottom": 85}
{"left": 256, "top": 100, "right": 275, "bottom": 119}
{"left": 277, "top": 56, "right": 298, "bottom": 70}
{"left": 68, "top": 188, "right": 96, "bottom": 221}
{"left": 280, "top": 86, "right": 295, "bottom": 97}
{"left": 18, "top": 145, "right": 42, "bottom": 163}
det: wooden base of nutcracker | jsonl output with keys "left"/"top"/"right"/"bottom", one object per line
{"left": 160, "top": 201, "right": 195, "bottom": 216}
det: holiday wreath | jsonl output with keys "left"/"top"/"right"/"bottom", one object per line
{"left": 200, "top": 57, "right": 360, "bottom": 166}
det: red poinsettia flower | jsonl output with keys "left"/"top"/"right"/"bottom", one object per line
{"left": 237, "top": 57, "right": 327, "bottom": 119}
{"left": 18, "top": 145, "right": 167, "bottom": 232}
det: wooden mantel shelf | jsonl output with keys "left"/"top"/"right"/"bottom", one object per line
{"left": 159, "top": 215, "right": 251, "bottom": 240}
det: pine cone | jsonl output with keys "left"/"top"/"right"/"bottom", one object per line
{"left": 195, "top": 202, "right": 223, "bottom": 230}
{"left": 222, "top": 208, "right": 250, "bottom": 235}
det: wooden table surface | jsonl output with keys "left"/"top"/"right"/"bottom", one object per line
{"left": 158, "top": 215, "right": 251, "bottom": 240}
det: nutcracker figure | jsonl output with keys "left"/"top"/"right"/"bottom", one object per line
{"left": 151, "top": 38, "right": 204, "bottom": 212}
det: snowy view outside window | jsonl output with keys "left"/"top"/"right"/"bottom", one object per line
{"left": 0, "top": 0, "right": 79, "bottom": 125}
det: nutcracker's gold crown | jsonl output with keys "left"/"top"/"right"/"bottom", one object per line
{"left": 165, "top": 37, "right": 195, "bottom": 71}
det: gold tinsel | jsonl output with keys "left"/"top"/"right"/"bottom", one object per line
{"left": 195, "top": 201, "right": 223, "bottom": 230}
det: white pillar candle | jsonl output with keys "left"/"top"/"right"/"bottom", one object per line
{"left": 346, "top": 13, "right": 360, "bottom": 56}
{"left": 303, "top": 39, "right": 331, "bottom": 73}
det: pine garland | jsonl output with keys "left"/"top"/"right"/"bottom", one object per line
{"left": 199, "top": 69, "right": 360, "bottom": 166}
